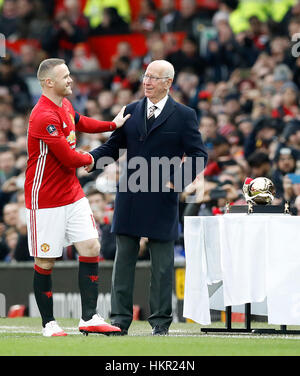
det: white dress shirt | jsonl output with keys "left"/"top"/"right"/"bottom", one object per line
{"left": 147, "top": 94, "right": 169, "bottom": 119}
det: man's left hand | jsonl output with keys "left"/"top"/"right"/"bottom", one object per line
{"left": 113, "top": 106, "right": 131, "bottom": 128}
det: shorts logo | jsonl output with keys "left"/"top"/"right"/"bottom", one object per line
{"left": 41, "top": 243, "right": 50, "bottom": 253}
{"left": 46, "top": 124, "right": 58, "bottom": 136}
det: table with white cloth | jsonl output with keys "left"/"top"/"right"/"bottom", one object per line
{"left": 183, "top": 213, "right": 300, "bottom": 333}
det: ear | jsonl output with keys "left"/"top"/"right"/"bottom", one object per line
{"left": 44, "top": 78, "right": 54, "bottom": 88}
{"left": 166, "top": 77, "right": 173, "bottom": 90}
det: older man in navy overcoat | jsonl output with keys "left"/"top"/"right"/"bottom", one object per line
{"left": 87, "top": 60, "right": 207, "bottom": 335}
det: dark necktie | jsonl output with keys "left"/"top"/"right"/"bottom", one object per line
{"left": 146, "top": 105, "right": 157, "bottom": 133}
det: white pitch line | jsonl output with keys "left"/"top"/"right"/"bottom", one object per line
{"left": 1, "top": 326, "right": 300, "bottom": 339}
{"left": 0, "top": 325, "right": 80, "bottom": 335}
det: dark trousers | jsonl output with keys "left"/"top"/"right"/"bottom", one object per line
{"left": 110, "top": 234, "right": 174, "bottom": 330}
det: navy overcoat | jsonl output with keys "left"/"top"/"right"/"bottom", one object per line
{"left": 90, "top": 96, "right": 207, "bottom": 241}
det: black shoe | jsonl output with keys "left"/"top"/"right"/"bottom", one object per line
{"left": 109, "top": 323, "right": 128, "bottom": 336}
{"left": 152, "top": 325, "right": 169, "bottom": 336}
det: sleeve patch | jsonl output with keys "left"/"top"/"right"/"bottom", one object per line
{"left": 46, "top": 124, "right": 59, "bottom": 136}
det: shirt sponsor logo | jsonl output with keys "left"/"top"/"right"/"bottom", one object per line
{"left": 66, "top": 130, "right": 76, "bottom": 148}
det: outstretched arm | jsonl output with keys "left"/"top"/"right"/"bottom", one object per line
{"left": 75, "top": 106, "right": 131, "bottom": 133}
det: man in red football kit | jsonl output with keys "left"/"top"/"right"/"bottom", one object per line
{"left": 25, "top": 58, "right": 130, "bottom": 337}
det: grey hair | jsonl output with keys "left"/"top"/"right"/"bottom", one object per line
{"left": 149, "top": 60, "right": 175, "bottom": 80}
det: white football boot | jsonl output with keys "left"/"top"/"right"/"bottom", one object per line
{"left": 79, "top": 314, "right": 121, "bottom": 335}
{"left": 42, "top": 320, "right": 67, "bottom": 337}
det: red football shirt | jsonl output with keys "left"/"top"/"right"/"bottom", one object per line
{"left": 25, "top": 95, "right": 116, "bottom": 209}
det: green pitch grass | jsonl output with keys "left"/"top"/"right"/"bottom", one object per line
{"left": 1, "top": 318, "right": 300, "bottom": 356}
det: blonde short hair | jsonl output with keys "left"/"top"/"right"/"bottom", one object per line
{"left": 37, "top": 58, "right": 65, "bottom": 82}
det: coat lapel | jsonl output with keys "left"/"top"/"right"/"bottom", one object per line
{"left": 147, "top": 96, "right": 177, "bottom": 136}
{"left": 134, "top": 97, "right": 147, "bottom": 141}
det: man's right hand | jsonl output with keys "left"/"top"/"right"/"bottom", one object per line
{"left": 112, "top": 106, "right": 131, "bottom": 128}
{"left": 78, "top": 150, "right": 94, "bottom": 172}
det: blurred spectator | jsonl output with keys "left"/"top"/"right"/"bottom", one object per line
{"left": 16, "top": 43, "right": 43, "bottom": 78}
{"left": 271, "top": 147, "right": 297, "bottom": 200}
{"left": 111, "top": 41, "right": 133, "bottom": 68}
{"left": 282, "top": 173, "right": 300, "bottom": 209}
{"left": 0, "top": 54, "right": 32, "bottom": 113}
{"left": 247, "top": 15, "right": 269, "bottom": 51}
{"left": 15, "top": 0, "right": 51, "bottom": 40}
{"left": 110, "top": 56, "right": 131, "bottom": 93}
{"left": 206, "top": 14, "right": 260, "bottom": 82}
{"left": 89, "top": 6, "right": 130, "bottom": 36}
{"left": 87, "top": 188, "right": 116, "bottom": 260}
{"left": 243, "top": 116, "right": 281, "bottom": 158}
{"left": 130, "top": 0, "right": 157, "bottom": 34}
{"left": 277, "top": 119, "right": 300, "bottom": 159}
{"left": 247, "top": 151, "right": 272, "bottom": 178}
{"left": 196, "top": 89, "right": 213, "bottom": 119}
{"left": 41, "top": 3, "right": 89, "bottom": 63}
{"left": 97, "top": 89, "right": 115, "bottom": 120}
{"left": 173, "top": 0, "right": 203, "bottom": 36}
{"left": 83, "top": 0, "right": 131, "bottom": 29}
{"left": 174, "top": 70, "right": 199, "bottom": 107}
{"left": 271, "top": 81, "right": 300, "bottom": 120}
{"left": 269, "top": 36, "right": 290, "bottom": 65}
{"left": 11, "top": 115, "right": 28, "bottom": 140}
{"left": 272, "top": 64, "right": 293, "bottom": 90}
{"left": 0, "top": 0, "right": 19, "bottom": 39}
{"left": 84, "top": 97, "right": 101, "bottom": 118}
{"left": 0, "top": 114, "right": 14, "bottom": 141}
{"left": 115, "top": 88, "right": 133, "bottom": 107}
{"left": 69, "top": 43, "right": 100, "bottom": 74}
{"left": 0, "top": 200, "right": 30, "bottom": 262}
{"left": 132, "top": 32, "right": 167, "bottom": 72}
{"left": 153, "top": 0, "right": 181, "bottom": 33}
{"left": 3, "top": 202, "right": 19, "bottom": 227}
{"left": 223, "top": 93, "right": 241, "bottom": 118}
{"left": 166, "top": 35, "right": 207, "bottom": 79}
{"left": 0, "top": 149, "right": 20, "bottom": 185}
{"left": 199, "top": 113, "right": 218, "bottom": 145}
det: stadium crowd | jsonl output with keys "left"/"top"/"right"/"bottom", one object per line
{"left": 1, "top": 0, "right": 300, "bottom": 263}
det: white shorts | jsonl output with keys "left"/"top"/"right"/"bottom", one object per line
{"left": 26, "top": 197, "right": 99, "bottom": 258}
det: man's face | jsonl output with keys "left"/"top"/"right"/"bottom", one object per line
{"left": 278, "top": 154, "right": 295, "bottom": 173}
{"left": 199, "top": 117, "right": 217, "bottom": 139}
{"left": 0, "top": 151, "right": 15, "bottom": 173}
{"left": 88, "top": 193, "right": 106, "bottom": 212}
{"left": 3, "top": 203, "right": 19, "bottom": 226}
{"left": 143, "top": 62, "right": 172, "bottom": 103}
{"left": 51, "top": 64, "right": 73, "bottom": 97}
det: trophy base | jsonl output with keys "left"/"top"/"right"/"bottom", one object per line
{"left": 228, "top": 205, "right": 286, "bottom": 214}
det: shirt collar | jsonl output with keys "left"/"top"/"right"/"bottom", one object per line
{"left": 147, "top": 94, "right": 169, "bottom": 112}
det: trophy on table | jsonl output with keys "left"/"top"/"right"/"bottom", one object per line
{"left": 226, "top": 177, "right": 290, "bottom": 214}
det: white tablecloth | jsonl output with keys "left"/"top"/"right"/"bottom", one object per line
{"left": 183, "top": 214, "right": 300, "bottom": 325}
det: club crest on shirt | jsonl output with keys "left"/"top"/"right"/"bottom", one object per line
{"left": 46, "top": 124, "right": 58, "bottom": 136}
{"left": 41, "top": 243, "right": 50, "bottom": 253}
